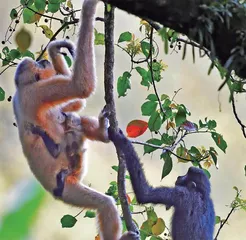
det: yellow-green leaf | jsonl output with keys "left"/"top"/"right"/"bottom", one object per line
{"left": 15, "top": 28, "right": 32, "bottom": 52}
{"left": 39, "top": 25, "right": 54, "bottom": 39}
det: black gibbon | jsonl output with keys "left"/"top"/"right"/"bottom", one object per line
{"left": 108, "top": 127, "right": 215, "bottom": 240}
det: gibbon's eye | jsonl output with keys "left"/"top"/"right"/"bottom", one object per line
{"left": 37, "top": 59, "right": 51, "bottom": 68}
{"left": 35, "top": 73, "right": 40, "bottom": 81}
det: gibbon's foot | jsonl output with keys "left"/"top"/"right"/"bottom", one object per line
{"left": 63, "top": 112, "right": 82, "bottom": 131}
{"left": 100, "top": 104, "right": 111, "bottom": 119}
{"left": 120, "top": 231, "right": 140, "bottom": 240}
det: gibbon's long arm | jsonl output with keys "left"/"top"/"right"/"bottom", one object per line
{"left": 26, "top": 0, "right": 98, "bottom": 111}
{"left": 108, "top": 127, "right": 184, "bottom": 207}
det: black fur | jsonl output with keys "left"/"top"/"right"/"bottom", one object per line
{"left": 108, "top": 127, "right": 215, "bottom": 240}
{"left": 53, "top": 169, "right": 69, "bottom": 197}
{"left": 29, "top": 124, "right": 61, "bottom": 158}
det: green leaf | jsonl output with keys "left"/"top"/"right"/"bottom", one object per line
{"left": 161, "top": 133, "right": 174, "bottom": 145}
{"left": 158, "top": 28, "right": 169, "bottom": 54}
{"left": 94, "top": 29, "right": 105, "bottom": 45}
{"left": 0, "top": 87, "right": 5, "bottom": 101}
{"left": 162, "top": 98, "right": 171, "bottom": 109}
{"left": 61, "top": 215, "right": 77, "bottom": 228}
{"left": 84, "top": 210, "right": 96, "bottom": 218}
{"left": 141, "top": 41, "right": 151, "bottom": 57}
{"left": 9, "top": 49, "right": 21, "bottom": 60}
{"left": 140, "top": 221, "right": 152, "bottom": 236}
{"left": 64, "top": 55, "right": 72, "bottom": 67}
{"left": 207, "top": 120, "right": 217, "bottom": 130}
{"left": 141, "top": 101, "right": 158, "bottom": 116}
{"left": 10, "top": 9, "right": 18, "bottom": 19}
{"left": 150, "top": 236, "right": 162, "bottom": 240}
{"left": 106, "top": 3, "right": 111, "bottom": 12}
{"left": 48, "top": 2, "right": 60, "bottom": 13}
{"left": 118, "top": 32, "right": 132, "bottom": 43}
{"left": 175, "top": 105, "right": 186, "bottom": 127}
{"left": 211, "top": 132, "right": 227, "bottom": 153}
{"left": 148, "top": 111, "right": 162, "bottom": 132}
{"left": 161, "top": 94, "right": 169, "bottom": 101}
{"left": 135, "top": 66, "right": 150, "bottom": 88}
{"left": 244, "top": 165, "right": 246, "bottom": 177}
{"left": 23, "top": 8, "right": 34, "bottom": 24}
{"left": 152, "top": 61, "right": 163, "bottom": 82}
{"left": 188, "top": 146, "right": 202, "bottom": 159}
{"left": 202, "top": 169, "right": 211, "bottom": 179}
{"left": 2, "top": 47, "right": 9, "bottom": 56}
{"left": 112, "top": 165, "right": 119, "bottom": 172}
{"left": 21, "top": 0, "right": 34, "bottom": 6}
{"left": 49, "top": 0, "right": 61, "bottom": 3}
{"left": 39, "top": 25, "right": 54, "bottom": 39}
{"left": 140, "top": 229, "right": 149, "bottom": 239}
{"left": 232, "top": 81, "right": 244, "bottom": 92}
{"left": 22, "top": 6, "right": 41, "bottom": 24}
{"left": 209, "top": 150, "right": 217, "bottom": 166}
{"left": 2, "top": 59, "right": 9, "bottom": 67}
{"left": 146, "top": 94, "right": 158, "bottom": 101}
{"left": 215, "top": 216, "right": 221, "bottom": 224}
{"left": 35, "top": 0, "right": 46, "bottom": 11}
{"left": 199, "top": 119, "right": 207, "bottom": 128}
{"left": 117, "top": 71, "right": 131, "bottom": 97}
{"left": 147, "top": 208, "right": 158, "bottom": 225}
{"left": 144, "top": 138, "right": 163, "bottom": 154}
{"left": 21, "top": 50, "right": 35, "bottom": 59}
{"left": 161, "top": 153, "right": 172, "bottom": 179}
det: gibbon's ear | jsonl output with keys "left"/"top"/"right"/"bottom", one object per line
{"left": 187, "top": 181, "right": 197, "bottom": 190}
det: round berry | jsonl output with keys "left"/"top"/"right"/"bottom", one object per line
{"left": 15, "top": 20, "right": 19, "bottom": 24}
{"left": 2, "top": 41, "right": 5, "bottom": 45}
{"left": 66, "top": 36, "right": 70, "bottom": 39}
{"left": 44, "top": 18, "right": 48, "bottom": 23}
{"left": 7, "top": 96, "right": 12, "bottom": 102}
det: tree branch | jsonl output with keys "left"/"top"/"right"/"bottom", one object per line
{"left": 103, "top": 4, "right": 138, "bottom": 234}
{"left": 101, "top": 0, "right": 246, "bottom": 79}
{"left": 214, "top": 207, "right": 235, "bottom": 240}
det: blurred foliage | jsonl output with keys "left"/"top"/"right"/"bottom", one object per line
{"left": 0, "top": 181, "right": 46, "bottom": 240}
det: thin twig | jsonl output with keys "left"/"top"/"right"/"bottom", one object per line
{"left": 0, "top": 63, "right": 16, "bottom": 75}
{"left": 148, "top": 27, "right": 165, "bottom": 114}
{"left": 36, "top": 20, "right": 78, "bottom": 61}
{"left": 131, "top": 140, "right": 208, "bottom": 163}
{"left": 103, "top": 4, "right": 138, "bottom": 234}
{"left": 231, "top": 93, "right": 246, "bottom": 138}
{"left": 214, "top": 207, "right": 235, "bottom": 240}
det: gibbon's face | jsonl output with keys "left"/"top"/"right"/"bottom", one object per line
{"left": 35, "top": 59, "right": 56, "bottom": 81}
{"left": 15, "top": 58, "right": 56, "bottom": 87}
{"left": 175, "top": 167, "right": 198, "bottom": 187}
